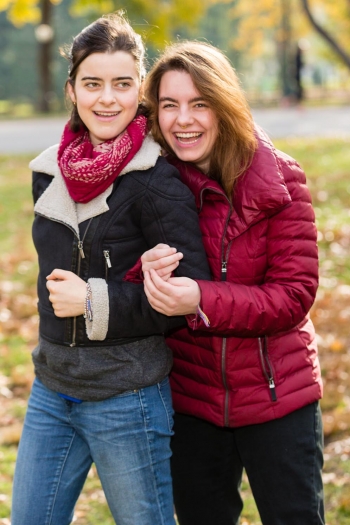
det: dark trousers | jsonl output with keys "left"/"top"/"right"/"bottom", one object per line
{"left": 171, "top": 402, "right": 325, "bottom": 525}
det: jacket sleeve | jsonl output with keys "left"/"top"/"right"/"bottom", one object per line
{"left": 98, "top": 160, "right": 211, "bottom": 340}
{"left": 188, "top": 172, "right": 318, "bottom": 337}
{"left": 140, "top": 158, "right": 211, "bottom": 280}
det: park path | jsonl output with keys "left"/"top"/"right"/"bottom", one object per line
{"left": 0, "top": 105, "right": 349, "bottom": 154}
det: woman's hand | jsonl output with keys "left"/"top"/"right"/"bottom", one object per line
{"left": 144, "top": 269, "right": 200, "bottom": 316}
{"left": 46, "top": 269, "right": 86, "bottom": 318}
{"left": 141, "top": 243, "right": 183, "bottom": 281}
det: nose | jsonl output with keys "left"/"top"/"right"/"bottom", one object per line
{"left": 99, "top": 85, "right": 116, "bottom": 105}
{"left": 176, "top": 106, "right": 194, "bottom": 128}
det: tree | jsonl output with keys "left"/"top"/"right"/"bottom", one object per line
{"left": 231, "top": 0, "right": 350, "bottom": 99}
{"left": 300, "top": 0, "right": 350, "bottom": 69}
{"left": 231, "top": 0, "right": 309, "bottom": 99}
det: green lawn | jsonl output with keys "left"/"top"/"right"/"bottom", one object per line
{"left": 0, "top": 137, "right": 350, "bottom": 524}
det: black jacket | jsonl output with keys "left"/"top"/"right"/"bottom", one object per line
{"left": 31, "top": 138, "right": 210, "bottom": 348}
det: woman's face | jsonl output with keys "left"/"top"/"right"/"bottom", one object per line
{"left": 68, "top": 51, "right": 141, "bottom": 146}
{"left": 158, "top": 70, "right": 219, "bottom": 173}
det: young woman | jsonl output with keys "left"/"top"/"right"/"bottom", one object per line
{"left": 11, "top": 17, "right": 210, "bottom": 525}
{"left": 140, "top": 42, "right": 325, "bottom": 525}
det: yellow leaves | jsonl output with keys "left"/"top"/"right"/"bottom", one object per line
{"left": 3, "top": 0, "right": 41, "bottom": 26}
{"left": 69, "top": 0, "right": 114, "bottom": 18}
{"left": 0, "top": 0, "right": 12, "bottom": 11}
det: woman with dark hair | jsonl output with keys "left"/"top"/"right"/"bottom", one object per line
{"left": 141, "top": 41, "right": 325, "bottom": 525}
{"left": 11, "top": 18, "right": 209, "bottom": 525}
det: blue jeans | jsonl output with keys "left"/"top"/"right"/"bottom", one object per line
{"left": 12, "top": 377, "right": 175, "bottom": 525}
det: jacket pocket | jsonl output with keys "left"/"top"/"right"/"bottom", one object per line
{"left": 258, "top": 336, "right": 277, "bottom": 402}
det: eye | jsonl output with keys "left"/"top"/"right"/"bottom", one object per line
{"left": 85, "top": 82, "right": 100, "bottom": 88}
{"left": 116, "top": 81, "right": 131, "bottom": 89}
{"left": 160, "top": 103, "right": 176, "bottom": 109}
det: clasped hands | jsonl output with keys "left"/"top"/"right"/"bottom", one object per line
{"left": 141, "top": 244, "right": 200, "bottom": 316}
{"left": 46, "top": 243, "right": 200, "bottom": 318}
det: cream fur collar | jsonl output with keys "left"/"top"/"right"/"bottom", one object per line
{"left": 30, "top": 134, "right": 161, "bottom": 238}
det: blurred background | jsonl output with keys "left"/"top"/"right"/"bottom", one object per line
{"left": 0, "top": 1, "right": 350, "bottom": 524}
{"left": 0, "top": 0, "right": 350, "bottom": 114}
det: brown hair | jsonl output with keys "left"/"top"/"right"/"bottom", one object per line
{"left": 145, "top": 41, "right": 257, "bottom": 196}
{"left": 60, "top": 11, "right": 146, "bottom": 131}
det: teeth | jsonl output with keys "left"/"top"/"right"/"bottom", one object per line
{"left": 95, "top": 112, "right": 119, "bottom": 116}
{"left": 176, "top": 132, "right": 201, "bottom": 138}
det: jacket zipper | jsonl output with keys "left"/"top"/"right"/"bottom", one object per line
{"left": 103, "top": 250, "right": 112, "bottom": 280}
{"left": 69, "top": 218, "right": 93, "bottom": 347}
{"left": 258, "top": 336, "right": 277, "bottom": 402}
{"left": 201, "top": 188, "right": 233, "bottom": 426}
{"left": 221, "top": 338, "right": 230, "bottom": 426}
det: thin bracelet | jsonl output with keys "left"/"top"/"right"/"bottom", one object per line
{"left": 196, "top": 305, "right": 210, "bottom": 327}
{"left": 83, "top": 282, "right": 93, "bottom": 322}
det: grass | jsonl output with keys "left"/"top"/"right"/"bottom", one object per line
{"left": 0, "top": 137, "right": 350, "bottom": 524}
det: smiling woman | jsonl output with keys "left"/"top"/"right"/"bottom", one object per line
{"left": 141, "top": 41, "right": 325, "bottom": 525}
{"left": 10, "top": 13, "right": 210, "bottom": 525}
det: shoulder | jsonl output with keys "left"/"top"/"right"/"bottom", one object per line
{"left": 30, "top": 145, "right": 58, "bottom": 202}
{"left": 143, "top": 156, "right": 197, "bottom": 201}
{"left": 30, "top": 144, "right": 60, "bottom": 177}
{"left": 253, "top": 125, "right": 310, "bottom": 202}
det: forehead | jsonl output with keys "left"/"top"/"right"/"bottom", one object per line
{"left": 159, "top": 70, "right": 201, "bottom": 99}
{"left": 76, "top": 51, "right": 138, "bottom": 78}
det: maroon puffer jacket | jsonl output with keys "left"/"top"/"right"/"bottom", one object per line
{"left": 167, "top": 126, "right": 323, "bottom": 428}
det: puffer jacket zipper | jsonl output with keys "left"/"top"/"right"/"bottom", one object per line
{"left": 258, "top": 336, "right": 277, "bottom": 401}
{"left": 70, "top": 218, "right": 93, "bottom": 347}
{"left": 200, "top": 187, "right": 233, "bottom": 426}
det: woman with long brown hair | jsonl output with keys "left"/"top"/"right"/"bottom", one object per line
{"left": 141, "top": 41, "right": 325, "bottom": 525}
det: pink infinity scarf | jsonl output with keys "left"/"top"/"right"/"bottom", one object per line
{"left": 58, "top": 115, "right": 147, "bottom": 203}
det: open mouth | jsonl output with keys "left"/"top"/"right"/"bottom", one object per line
{"left": 175, "top": 132, "right": 202, "bottom": 144}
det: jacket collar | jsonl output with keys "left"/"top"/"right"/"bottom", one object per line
{"left": 170, "top": 125, "right": 292, "bottom": 230}
{"left": 30, "top": 134, "right": 161, "bottom": 237}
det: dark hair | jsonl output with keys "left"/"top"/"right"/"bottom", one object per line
{"left": 60, "top": 11, "right": 146, "bottom": 131}
{"left": 145, "top": 41, "right": 257, "bottom": 196}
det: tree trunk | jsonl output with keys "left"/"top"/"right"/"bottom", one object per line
{"left": 300, "top": 0, "right": 350, "bottom": 70}
{"left": 38, "top": 0, "right": 53, "bottom": 113}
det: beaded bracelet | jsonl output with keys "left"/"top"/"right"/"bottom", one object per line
{"left": 84, "top": 282, "right": 93, "bottom": 322}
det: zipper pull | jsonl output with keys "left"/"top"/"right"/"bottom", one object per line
{"left": 103, "top": 250, "right": 112, "bottom": 268}
{"left": 268, "top": 378, "right": 277, "bottom": 402}
{"left": 78, "top": 241, "right": 85, "bottom": 259}
{"left": 221, "top": 261, "right": 227, "bottom": 281}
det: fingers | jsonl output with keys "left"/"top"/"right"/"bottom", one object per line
{"left": 46, "top": 268, "right": 73, "bottom": 281}
{"left": 142, "top": 244, "right": 182, "bottom": 262}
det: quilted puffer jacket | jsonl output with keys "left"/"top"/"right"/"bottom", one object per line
{"left": 167, "top": 126, "right": 323, "bottom": 428}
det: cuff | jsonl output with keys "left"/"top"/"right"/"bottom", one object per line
{"left": 85, "top": 278, "right": 109, "bottom": 341}
{"left": 186, "top": 304, "right": 210, "bottom": 330}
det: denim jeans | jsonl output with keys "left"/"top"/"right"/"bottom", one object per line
{"left": 171, "top": 402, "right": 325, "bottom": 525}
{"left": 12, "top": 377, "right": 175, "bottom": 525}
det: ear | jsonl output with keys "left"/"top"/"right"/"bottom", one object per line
{"left": 67, "top": 82, "right": 76, "bottom": 105}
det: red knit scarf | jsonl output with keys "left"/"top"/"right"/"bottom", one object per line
{"left": 57, "top": 115, "right": 147, "bottom": 203}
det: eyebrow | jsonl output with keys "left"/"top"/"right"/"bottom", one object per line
{"left": 159, "top": 96, "right": 205, "bottom": 103}
{"left": 80, "top": 76, "right": 134, "bottom": 81}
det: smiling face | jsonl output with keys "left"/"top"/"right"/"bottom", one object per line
{"left": 67, "top": 51, "right": 141, "bottom": 146}
{"left": 158, "top": 70, "right": 219, "bottom": 173}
